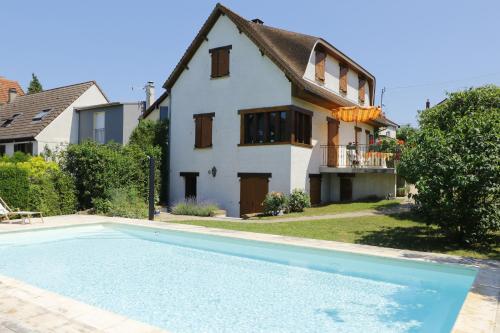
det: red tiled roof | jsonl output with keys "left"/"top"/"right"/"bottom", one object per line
{"left": 0, "top": 77, "right": 25, "bottom": 105}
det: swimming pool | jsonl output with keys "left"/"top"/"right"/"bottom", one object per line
{"left": 0, "top": 223, "right": 476, "bottom": 333}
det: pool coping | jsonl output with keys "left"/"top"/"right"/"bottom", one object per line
{"left": 0, "top": 215, "right": 498, "bottom": 333}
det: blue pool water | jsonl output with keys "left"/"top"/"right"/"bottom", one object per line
{"left": 0, "top": 224, "right": 476, "bottom": 333}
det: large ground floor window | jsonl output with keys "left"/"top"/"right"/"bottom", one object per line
{"left": 239, "top": 105, "right": 312, "bottom": 147}
{"left": 14, "top": 142, "right": 33, "bottom": 155}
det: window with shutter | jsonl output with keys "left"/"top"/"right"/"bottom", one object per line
{"left": 339, "top": 64, "right": 348, "bottom": 94}
{"left": 193, "top": 113, "right": 215, "bottom": 148}
{"left": 315, "top": 50, "right": 326, "bottom": 82}
{"left": 358, "top": 76, "right": 366, "bottom": 104}
{"left": 209, "top": 45, "right": 232, "bottom": 78}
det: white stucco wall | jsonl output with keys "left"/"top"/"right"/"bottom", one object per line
{"left": 168, "top": 15, "right": 292, "bottom": 216}
{"left": 35, "top": 84, "right": 107, "bottom": 154}
{"left": 303, "top": 49, "right": 370, "bottom": 107}
{"left": 145, "top": 108, "right": 160, "bottom": 121}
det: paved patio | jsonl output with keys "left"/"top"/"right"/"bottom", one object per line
{"left": 0, "top": 215, "right": 498, "bottom": 332}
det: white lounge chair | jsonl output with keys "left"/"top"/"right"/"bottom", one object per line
{"left": 0, "top": 197, "right": 44, "bottom": 224}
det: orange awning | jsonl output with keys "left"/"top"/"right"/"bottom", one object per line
{"left": 332, "top": 106, "right": 381, "bottom": 122}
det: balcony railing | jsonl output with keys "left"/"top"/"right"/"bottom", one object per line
{"left": 321, "top": 144, "right": 401, "bottom": 168}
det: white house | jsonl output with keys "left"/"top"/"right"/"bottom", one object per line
{"left": 0, "top": 81, "right": 108, "bottom": 156}
{"left": 144, "top": 4, "right": 399, "bottom": 217}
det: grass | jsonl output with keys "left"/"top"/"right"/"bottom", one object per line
{"left": 252, "top": 199, "right": 402, "bottom": 219}
{"left": 170, "top": 213, "right": 500, "bottom": 260}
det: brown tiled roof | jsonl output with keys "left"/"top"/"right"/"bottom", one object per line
{"left": 0, "top": 81, "right": 102, "bottom": 143}
{"left": 0, "top": 77, "right": 24, "bottom": 105}
{"left": 159, "top": 4, "right": 376, "bottom": 110}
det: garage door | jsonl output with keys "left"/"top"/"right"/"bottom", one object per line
{"left": 239, "top": 173, "right": 270, "bottom": 216}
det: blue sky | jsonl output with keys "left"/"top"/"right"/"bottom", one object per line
{"left": 2, "top": 0, "right": 499, "bottom": 126}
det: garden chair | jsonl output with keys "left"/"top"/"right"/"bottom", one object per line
{"left": 0, "top": 197, "right": 44, "bottom": 224}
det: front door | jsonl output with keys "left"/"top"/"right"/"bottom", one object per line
{"left": 340, "top": 178, "right": 352, "bottom": 201}
{"left": 327, "top": 119, "right": 339, "bottom": 167}
{"left": 184, "top": 174, "right": 197, "bottom": 199}
{"left": 239, "top": 174, "right": 269, "bottom": 216}
{"left": 309, "top": 175, "right": 321, "bottom": 205}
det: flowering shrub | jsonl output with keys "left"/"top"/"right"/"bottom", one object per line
{"left": 263, "top": 192, "right": 287, "bottom": 216}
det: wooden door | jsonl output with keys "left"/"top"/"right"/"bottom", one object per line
{"left": 185, "top": 175, "right": 197, "bottom": 199}
{"left": 240, "top": 175, "right": 269, "bottom": 216}
{"left": 309, "top": 175, "right": 321, "bottom": 205}
{"left": 340, "top": 178, "right": 352, "bottom": 202}
{"left": 327, "top": 119, "right": 339, "bottom": 167}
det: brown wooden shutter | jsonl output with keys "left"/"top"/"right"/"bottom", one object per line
{"left": 315, "top": 50, "right": 326, "bottom": 82}
{"left": 201, "top": 116, "right": 213, "bottom": 147}
{"left": 218, "top": 49, "right": 230, "bottom": 76}
{"left": 195, "top": 117, "right": 202, "bottom": 147}
{"left": 358, "top": 77, "right": 366, "bottom": 103}
{"left": 211, "top": 51, "right": 218, "bottom": 78}
{"left": 339, "top": 64, "right": 348, "bottom": 93}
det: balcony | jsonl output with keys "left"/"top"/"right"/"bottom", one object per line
{"left": 320, "top": 144, "right": 400, "bottom": 173}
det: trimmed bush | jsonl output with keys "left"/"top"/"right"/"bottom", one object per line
{"left": 263, "top": 192, "right": 287, "bottom": 216}
{"left": 287, "top": 189, "right": 311, "bottom": 213}
{"left": 172, "top": 198, "right": 219, "bottom": 217}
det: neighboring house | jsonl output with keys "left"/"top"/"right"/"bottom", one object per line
{"left": 0, "top": 81, "right": 108, "bottom": 156}
{"left": 0, "top": 77, "right": 24, "bottom": 112}
{"left": 377, "top": 118, "right": 399, "bottom": 139}
{"left": 144, "top": 4, "right": 398, "bottom": 217}
{"left": 76, "top": 102, "right": 143, "bottom": 144}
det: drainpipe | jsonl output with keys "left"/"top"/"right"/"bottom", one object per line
{"left": 166, "top": 89, "right": 172, "bottom": 209}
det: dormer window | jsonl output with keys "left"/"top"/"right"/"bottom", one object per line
{"left": 1, "top": 113, "right": 21, "bottom": 127}
{"left": 209, "top": 45, "right": 231, "bottom": 78}
{"left": 32, "top": 109, "right": 51, "bottom": 122}
{"left": 315, "top": 48, "right": 326, "bottom": 82}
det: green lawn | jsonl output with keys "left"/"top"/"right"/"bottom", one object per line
{"left": 252, "top": 199, "right": 402, "bottom": 219}
{"left": 171, "top": 213, "right": 500, "bottom": 260}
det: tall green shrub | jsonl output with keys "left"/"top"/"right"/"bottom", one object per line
{"left": 61, "top": 141, "right": 160, "bottom": 210}
{"left": 398, "top": 85, "right": 500, "bottom": 243}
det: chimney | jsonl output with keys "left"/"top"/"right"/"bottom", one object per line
{"left": 8, "top": 88, "right": 17, "bottom": 103}
{"left": 145, "top": 81, "right": 155, "bottom": 109}
{"left": 425, "top": 99, "right": 430, "bottom": 109}
{"left": 251, "top": 18, "right": 264, "bottom": 24}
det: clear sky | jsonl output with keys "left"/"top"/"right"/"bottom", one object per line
{"left": 2, "top": 0, "right": 499, "bottom": 126}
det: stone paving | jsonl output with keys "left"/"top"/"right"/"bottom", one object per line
{"left": 0, "top": 215, "right": 498, "bottom": 332}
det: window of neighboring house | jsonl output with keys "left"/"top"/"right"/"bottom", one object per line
{"left": 369, "top": 134, "right": 374, "bottom": 145}
{"left": 14, "top": 142, "right": 33, "bottom": 155}
{"left": 1, "top": 113, "right": 22, "bottom": 127}
{"left": 209, "top": 45, "right": 231, "bottom": 78}
{"left": 93, "top": 111, "right": 105, "bottom": 144}
{"left": 194, "top": 113, "right": 214, "bottom": 148}
{"left": 32, "top": 109, "right": 51, "bottom": 122}
{"left": 0, "top": 145, "right": 5, "bottom": 156}
{"left": 159, "top": 106, "right": 169, "bottom": 120}
{"left": 365, "top": 130, "right": 371, "bottom": 145}
{"left": 240, "top": 106, "right": 312, "bottom": 146}
{"left": 358, "top": 76, "right": 366, "bottom": 104}
{"left": 315, "top": 49, "right": 326, "bottom": 82}
{"left": 339, "top": 63, "right": 348, "bottom": 94}
{"left": 386, "top": 131, "right": 390, "bottom": 137}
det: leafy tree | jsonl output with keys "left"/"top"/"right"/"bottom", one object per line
{"left": 27, "top": 73, "right": 43, "bottom": 94}
{"left": 396, "top": 124, "right": 418, "bottom": 142}
{"left": 398, "top": 85, "right": 500, "bottom": 244}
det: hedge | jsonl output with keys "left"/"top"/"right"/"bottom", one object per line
{"left": 0, "top": 155, "right": 77, "bottom": 216}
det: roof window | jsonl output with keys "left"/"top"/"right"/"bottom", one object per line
{"left": 32, "top": 109, "right": 51, "bottom": 122}
{"left": 1, "top": 113, "right": 22, "bottom": 128}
